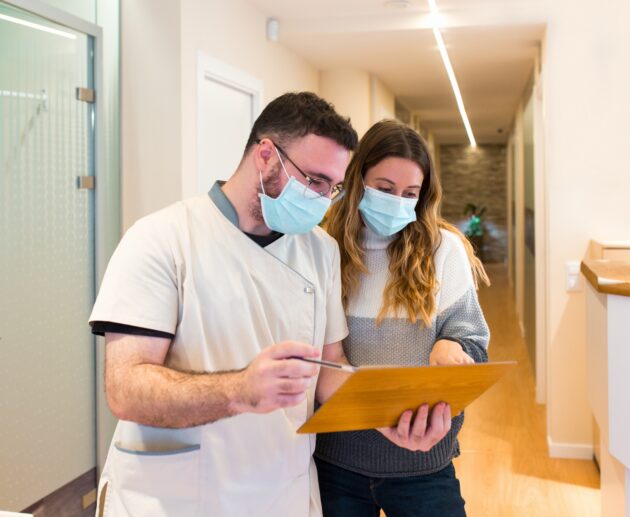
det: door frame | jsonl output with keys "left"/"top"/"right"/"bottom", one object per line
{"left": 195, "top": 50, "right": 263, "bottom": 196}
{"left": 5, "top": 0, "right": 114, "bottom": 475}
{"left": 533, "top": 63, "right": 548, "bottom": 405}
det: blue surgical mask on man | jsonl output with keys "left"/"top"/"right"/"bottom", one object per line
{"left": 258, "top": 147, "right": 331, "bottom": 234}
{"left": 358, "top": 185, "right": 418, "bottom": 236}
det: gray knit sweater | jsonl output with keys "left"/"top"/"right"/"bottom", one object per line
{"left": 315, "top": 227, "right": 490, "bottom": 477}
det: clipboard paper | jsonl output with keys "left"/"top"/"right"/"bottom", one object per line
{"left": 298, "top": 361, "right": 516, "bottom": 434}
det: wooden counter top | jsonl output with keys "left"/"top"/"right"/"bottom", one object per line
{"left": 581, "top": 260, "right": 630, "bottom": 297}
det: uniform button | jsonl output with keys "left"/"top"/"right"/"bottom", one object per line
{"left": 304, "top": 286, "right": 314, "bottom": 294}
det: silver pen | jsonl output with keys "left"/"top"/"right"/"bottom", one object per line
{"left": 291, "top": 356, "right": 358, "bottom": 373}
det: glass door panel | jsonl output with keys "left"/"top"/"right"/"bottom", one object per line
{"left": 0, "top": 2, "right": 96, "bottom": 510}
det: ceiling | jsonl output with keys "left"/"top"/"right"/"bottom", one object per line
{"left": 247, "top": 0, "right": 545, "bottom": 144}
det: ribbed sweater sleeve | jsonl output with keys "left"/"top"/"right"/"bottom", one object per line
{"left": 433, "top": 231, "right": 490, "bottom": 364}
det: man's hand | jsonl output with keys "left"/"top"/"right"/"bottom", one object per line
{"left": 429, "top": 339, "right": 474, "bottom": 366}
{"left": 377, "top": 403, "right": 451, "bottom": 452}
{"left": 233, "top": 341, "right": 321, "bottom": 414}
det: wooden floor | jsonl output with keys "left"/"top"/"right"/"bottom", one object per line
{"left": 452, "top": 264, "right": 600, "bottom": 516}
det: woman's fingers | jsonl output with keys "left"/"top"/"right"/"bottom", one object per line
{"left": 442, "top": 403, "right": 452, "bottom": 432}
{"left": 396, "top": 409, "right": 414, "bottom": 439}
{"left": 410, "top": 404, "right": 429, "bottom": 440}
{"left": 378, "top": 403, "right": 453, "bottom": 452}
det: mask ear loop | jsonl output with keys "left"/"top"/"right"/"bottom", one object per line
{"left": 274, "top": 146, "right": 291, "bottom": 181}
{"left": 258, "top": 170, "right": 266, "bottom": 195}
{"left": 275, "top": 144, "right": 314, "bottom": 199}
{"left": 361, "top": 179, "right": 375, "bottom": 199}
{"left": 257, "top": 140, "right": 291, "bottom": 195}
{"left": 257, "top": 138, "right": 269, "bottom": 196}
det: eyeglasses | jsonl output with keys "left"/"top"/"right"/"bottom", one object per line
{"left": 272, "top": 142, "right": 344, "bottom": 198}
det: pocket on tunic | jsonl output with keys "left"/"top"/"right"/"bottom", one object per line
{"left": 108, "top": 442, "right": 201, "bottom": 517}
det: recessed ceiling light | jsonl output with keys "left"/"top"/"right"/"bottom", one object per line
{"left": 384, "top": 0, "right": 412, "bottom": 9}
{"left": 428, "top": 0, "right": 477, "bottom": 147}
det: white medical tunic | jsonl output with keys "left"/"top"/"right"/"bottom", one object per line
{"left": 89, "top": 183, "right": 348, "bottom": 516}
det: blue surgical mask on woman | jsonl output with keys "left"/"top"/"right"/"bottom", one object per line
{"left": 358, "top": 185, "right": 418, "bottom": 236}
{"left": 258, "top": 148, "right": 331, "bottom": 234}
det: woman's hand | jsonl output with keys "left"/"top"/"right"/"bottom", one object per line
{"left": 377, "top": 403, "right": 451, "bottom": 452}
{"left": 429, "top": 339, "right": 474, "bottom": 366}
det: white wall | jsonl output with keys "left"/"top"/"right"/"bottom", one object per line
{"left": 121, "top": 0, "right": 182, "bottom": 229}
{"left": 121, "top": 0, "right": 320, "bottom": 228}
{"left": 370, "top": 74, "right": 395, "bottom": 124}
{"left": 37, "top": 0, "right": 95, "bottom": 23}
{"left": 179, "top": 0, "right": 320, "bottom": 199}
{"left": 319, "top": 68, "right": 371, "bottom": 138}
{"left": 512, "top": 100, "right": 526, "bottom": 325}
{"left": 319, "top": 69, "right": 397, "bottom": 139}
{"left": 95, "top": 0, "right": 122, "bottom": 473}
{"left": 408, "top": 113, "right": 439, "bottom": 175}
{"left": 522, "top": 85, "right": 536, "bottom": 374}
{"left": 508, "top": 0, "right": 630, "bottom": 455}
{"left": 540, "top": 0, "right": 630, "bottom": 455}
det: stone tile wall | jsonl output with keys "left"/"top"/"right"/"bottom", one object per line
{"left": 438, "top": 144, "right": 507, "bottom": 263}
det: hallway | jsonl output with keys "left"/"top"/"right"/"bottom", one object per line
{"left": 454, "top": 264, "right": 600, "bottom": 516}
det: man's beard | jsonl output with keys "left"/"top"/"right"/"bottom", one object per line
{"left": 249, "top": 164, "right": 284, "bottom": 223}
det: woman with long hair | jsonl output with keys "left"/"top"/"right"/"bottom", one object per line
{"left": 314, "top": 119, "right": 490, "bottom": 516}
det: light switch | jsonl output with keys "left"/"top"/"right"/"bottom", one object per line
{"left": 565, "top": 261, "right": 582, "bottom": 292}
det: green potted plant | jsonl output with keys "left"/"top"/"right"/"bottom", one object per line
{"left": 463, "top": 203, "right": 486, "bottom": 261}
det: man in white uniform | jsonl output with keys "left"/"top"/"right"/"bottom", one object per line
{"left": 89, "top": 92, "right": 358, "bottom": 516}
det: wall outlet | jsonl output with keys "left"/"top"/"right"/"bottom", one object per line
{"left": 565, "top": 261, "right": 582, "bottom": 292}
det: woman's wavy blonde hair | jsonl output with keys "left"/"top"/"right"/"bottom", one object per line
{"left": 324, "top": 119, "right": 489, "bottom": 326}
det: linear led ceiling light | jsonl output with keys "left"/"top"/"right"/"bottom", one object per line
{"left": 427, "top": 0, "right": 476, "bottom": 147}
{"left": 0, "top": 12, "right": 77, "bottom": 40}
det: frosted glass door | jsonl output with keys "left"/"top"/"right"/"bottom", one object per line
{"left": 0, "top": 2, "right": 96, "bottom": 511}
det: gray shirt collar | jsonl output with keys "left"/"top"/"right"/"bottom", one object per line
{"left": 207, "top": 181, "right": 284, "bottom": 246}
{"left": 208, "top": 181, "right": 239, "bottom": 227}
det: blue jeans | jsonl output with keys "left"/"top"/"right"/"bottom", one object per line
{"left": 315, "top": 457, "right": 466, "bottom": 517}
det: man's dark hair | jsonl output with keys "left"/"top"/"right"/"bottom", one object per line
{"left": 244, "top": 92, "right": 358, "bottom": 156}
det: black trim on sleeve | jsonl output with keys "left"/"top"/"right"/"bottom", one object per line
{"left": 90, "top": 321, "right": 175, "bottom": 339}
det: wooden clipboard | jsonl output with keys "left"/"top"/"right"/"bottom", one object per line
{"left": 298, "top": 361, "right": 516, "bottom": 434}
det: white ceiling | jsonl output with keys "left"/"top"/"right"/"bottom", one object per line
{"left": 247, "top": 0, "right": 545, "bottom": 144}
